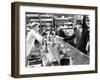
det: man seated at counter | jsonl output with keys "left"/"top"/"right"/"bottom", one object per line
{"left": 56, "top": 25, "right": 75, "bottom": 46}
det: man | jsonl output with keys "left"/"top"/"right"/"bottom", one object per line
{"left": 26, "top": 22, "right": 43, "bottom": 66}
{"left": 74, "top": 22, "right": 82, "bottom": 48}
{"left": 56, "top": 27, "right": 75, "bottom": 46}
{"left": 77, "top": 15, "right": 89, "bottom": 54}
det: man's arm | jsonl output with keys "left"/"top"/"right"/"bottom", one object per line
{"left": 63, "top": 34, "right": 75, "bottom": 40}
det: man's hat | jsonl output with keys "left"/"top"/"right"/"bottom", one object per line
{"left": 31, "top": 22, "right": 40, "bottom": 28}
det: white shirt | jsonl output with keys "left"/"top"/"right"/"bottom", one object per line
{"left": 26, "top": 29, "right": 43, "bottom": 57}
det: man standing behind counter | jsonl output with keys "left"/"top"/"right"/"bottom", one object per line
{"left": 26, "top": 22, "right": 43, "bottom": 66}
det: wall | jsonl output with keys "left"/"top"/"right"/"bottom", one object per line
{"left": 0, "top": 0, "right": 99, "bottom": 80}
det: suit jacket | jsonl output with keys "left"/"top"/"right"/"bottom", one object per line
{"left": 77, "top": 28, "right": 89, "bottom": 54}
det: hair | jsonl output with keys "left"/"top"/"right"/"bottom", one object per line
{"left": 82, "top": 15, "right": 88, "bottom": 29}
{"left": 76, "top": 20, "right": 82, "bottom": 25}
